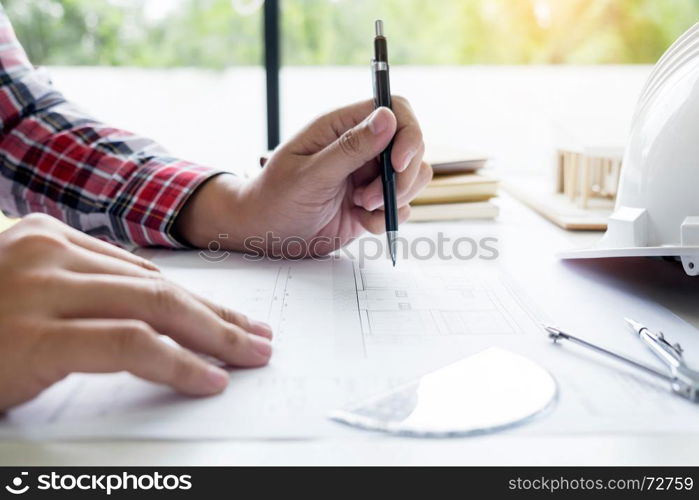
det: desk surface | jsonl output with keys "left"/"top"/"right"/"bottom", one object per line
{"left": 2, "top": 193, "right": 699, "bottom": 466}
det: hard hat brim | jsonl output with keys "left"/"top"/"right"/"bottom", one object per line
{"left": 560, "top": 244, "right": 699, "bottom": 276}
{"left": 560, "top": 245, "right": 699, "bottom": 260}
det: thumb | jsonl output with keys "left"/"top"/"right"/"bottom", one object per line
{"left": 315, "top": 107, "right": 397, "bottom": 179}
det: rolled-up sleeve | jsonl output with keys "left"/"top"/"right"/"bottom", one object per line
{"left": 0, "top": 6, "right": 223, "bottom": 247}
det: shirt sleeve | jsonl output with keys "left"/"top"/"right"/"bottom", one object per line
{"left": 0, "top": 7, "right": 224, "bottom": 247}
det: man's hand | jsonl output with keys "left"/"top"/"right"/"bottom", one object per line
{"left": 176, "top": 98, "right": 431, "bottom": 256}
{"left": 0, "top": 214, "right": 272, "bottom": 411}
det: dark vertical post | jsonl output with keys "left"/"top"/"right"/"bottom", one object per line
{"left": 264, "top": 0, "right": 281, "bottom": 149}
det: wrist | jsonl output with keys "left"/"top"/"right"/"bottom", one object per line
{"left": 174, "top": 173, "right": 252, "bottom": 250}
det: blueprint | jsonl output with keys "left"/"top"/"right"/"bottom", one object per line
{"left": 0, "top": 252, "right": 548, "bottom": 439}
{"left": 2, "top": 233, "right": 699, "bottom": 440}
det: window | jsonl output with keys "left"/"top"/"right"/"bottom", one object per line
{"left": 6, "top": 0, "right": 698, "bottom": 67}
{"left": 4, "top": 0, "right": 696, "bottom": 173}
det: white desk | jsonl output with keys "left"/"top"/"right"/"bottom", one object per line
{"left": 2, "top": 193, "right": 699, "bottom": 466}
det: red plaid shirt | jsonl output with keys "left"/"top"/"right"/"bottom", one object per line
{"left": 0, "top": 7, "right": 221, "bottom": 247}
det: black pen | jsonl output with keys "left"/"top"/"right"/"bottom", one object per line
{"left": 372, "top": 19, "right": 398, "bottom": 267}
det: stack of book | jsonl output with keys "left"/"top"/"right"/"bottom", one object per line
{"left": 411, "top": 149, "right": 499, "bottom": 222}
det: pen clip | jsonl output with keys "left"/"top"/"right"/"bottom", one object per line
{"left": 636, "top": 327, "right": 685, "bottom": 370}
{"left": 628, "top": 322, "right": 699, "bottom": 400}
{"left": 650, "top": 330, "right": 684, "bottom": 360}
{"left": 371, "top": 62, "right": 379, "bottom": 108}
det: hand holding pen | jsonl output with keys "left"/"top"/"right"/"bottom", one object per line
{"left": 219, "top": 22, "right": 429, "bottom": 259}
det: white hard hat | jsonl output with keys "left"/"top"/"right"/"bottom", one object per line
{"left": 561, "top": 22, "right": 699, "bottom": 276}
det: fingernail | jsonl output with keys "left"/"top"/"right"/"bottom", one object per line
{"left": 206, "top": 365, "right": 229, "bottom": 391}
{"left": 400, "top": 149, "right": 417, "bottom": 172}
{"left": 365, "top": 194, "right": 383, "bottom": 211}
{"left": 367, "top": 109, "right": 389, "bottom": 135}
{"left": 141, "top": 260, "right": 161, "bottom": 272}
{"left": 250, "top": 335, "right": 273, "bottom": 358}
{"left": 250, "top": 319, "right": 273, "bottom": 338}
{"left": 353, "top": 188, "right": 364, "bottom": 206}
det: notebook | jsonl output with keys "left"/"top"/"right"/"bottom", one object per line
{"left": 426, "top": 146, "right": 489, "bottom": 175}
{"left": 410, "top": 201, "right": 499, "bottom": 222}
{"left": 412, "top": 173, "right": 499, "bottom": 205}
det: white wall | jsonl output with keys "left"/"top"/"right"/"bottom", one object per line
{"left": 47, "top": 65, "right": 652, "bottom": 176}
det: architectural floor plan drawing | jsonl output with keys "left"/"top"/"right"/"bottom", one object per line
{"left": 354, "top": 262, "right": 538, "bottom": 339}
{"left": 3, "top": 248, "right": 699, "bottom": 440}
{"left": 0, "top": 252, "right": 544, "bottom": 439}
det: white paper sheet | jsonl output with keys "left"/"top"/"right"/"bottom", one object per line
{"left": 3, "top": 220, "right": 699, "bottom": 440}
